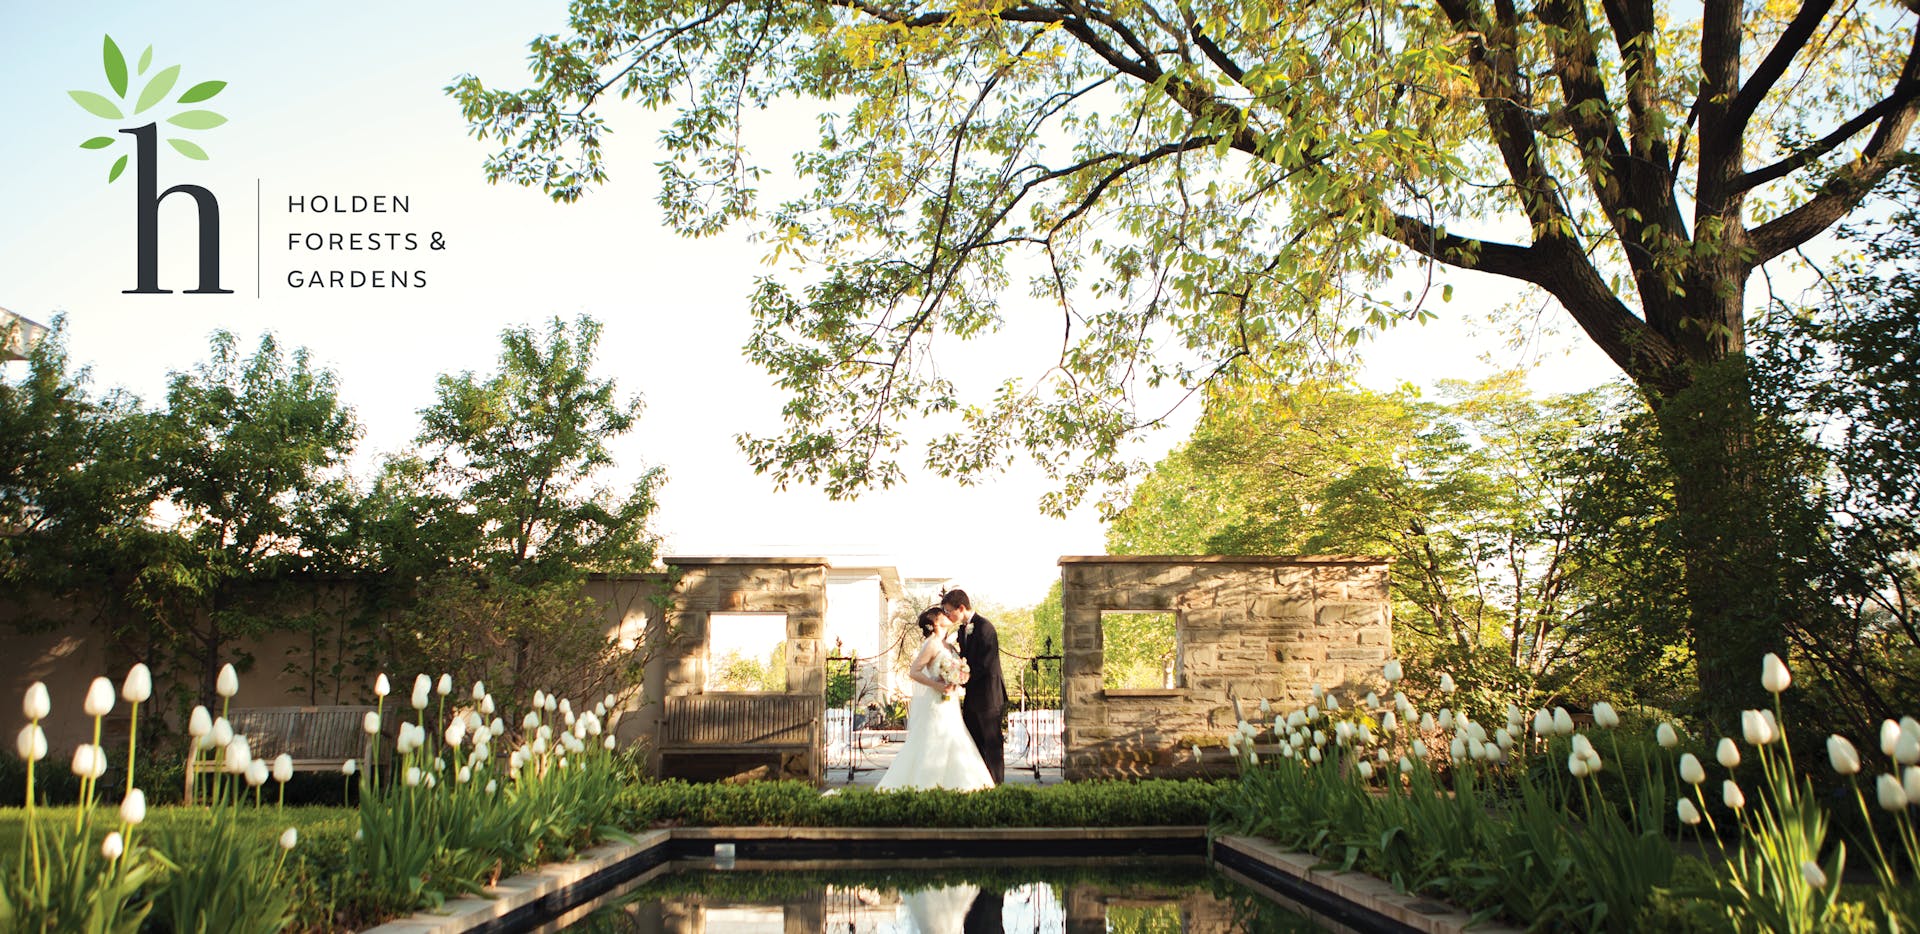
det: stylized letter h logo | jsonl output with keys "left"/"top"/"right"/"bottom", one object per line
{"left": 119, "top": 123, "right": 230, "bottom": 294}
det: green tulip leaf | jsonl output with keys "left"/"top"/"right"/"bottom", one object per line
{"left": 134, "top": 65, "right": 179, "bottom": 114}
{"left": 68, "top": 90, "right": 123, "bottom": 119}
{"left": 137, "top": 45, "right": 152, "bottom": 74}
{"left": 108, "top": 155, "right": 128, "bottom": 183}
{"left": 167, "top": 110, "right": 226, "bottom": 130}
{"left": 103, "top": 36, "right": 128, "bottom": 98}
{"left": 79, "top": 136, "right": 115, "bottom": 149}
{"left": 177, "top": 80, "right": 226, "bottom": 104}
{"left": 167, "top": 137, "right": 209, "bottom": 160}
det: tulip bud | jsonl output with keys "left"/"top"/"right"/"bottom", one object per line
{"left": 1335, "top": 721, "right": 1354, "bottom": 744}
{"left": 363, "top": 711, "right": 381, "bottom": 735}
{"left": 1592, "top": 701, "right": 1619, "bottom": 730}
{"left": 1878, "top": 773, "right": 1909, "bottom": 811}
{"left": 1381, "top": 711, "right": 1398, "bottom": 733}
{"left": 1364, "top": 692, "right": 1379, "bottom": 709}
{"left": 458, "top": 766, "right": 472, "bottom": 784}
{"left": 1312, "top": 729, "right": 1326, "bottom": 747}
{"left": 472, "top": 681, "right": 487, "bottom": 701}
{"left": 1568, "top": 754, "right": 1590, "bottom": 778}
{"left": 445, "top": 721, "right": 466, "bottom": 748}
{"left": 1677, "top": 798, "right": 1702, "bottom": 825}
{"left": 437, "top": 673, "right": 452, "bottom": 696}
{"left": 1437, "top": 709, "right": 1454, "bottom": 731}
{"left": 342, "top": 758, "right": 358, "bottom": 776}
{"left": 23, "top": 682, "right": 50, "bottom": 721}
{"left": 1382, "top": 660, "right": 1403, "bottom": 683}
{"left": 102, "top": 831, "right": 124, "bottom": 860}
{"left": 1306, "top": 746, "right": 1320, "bottom": 763}
{"left": 1829, "top": 735, "right": 1862, "bottom": 775}
{"left": 1742, "top": 710, "right": 1777, "bottom": 746}
{"left": 216, "top": 663, "right": 239, "bottom": 698}
{"left": 16, "top": 724, "right": 47, "bottom": 762}
{"left": 273, "top": 753, "right": 294, "bottom": 783}
{"left": 1723, "top": 780, "right": 1746, "bottom": 810}
{"left": 1258, "top": 698, "right": 1271, "bottom": 715}
{"left": 1419, "top": 713, "right": 1436, "bottom": 732}
{"left": 534, "top": 690, "right": 548, "bottom": 709}
{"left": 1905, "top": 766, "right": 1920, "bottom": 805}
{"left": 486, "top": 779, "right": 498, "bottom": 794}
{"left": 1399, "top": 755, "right": 1413, "bottom": 773}
{"left": 278, "top": 826, "right": 298, "bottom": 850}
{"left": 481, "top": 696, "right": 496, "bottom": 716}
{"left": 1357, "top": 760, "right": 1374, "bottom": 780}
{"left": 410, "top": 682, "right": 430, "bottom": 711}
{"left": 1899, "top": 720, "right": 1920, "bottom": 766}
{"left": 1798, "top": 860, "right": 1826, "bottom": 890}
{"left": 225, "top": 737, "right": 250, "bottom": 774}
{"left": 405, "top": 766, "right": 421, "bottom": 787}
{"left": 1717, "top": 738, "right": 1741, "bottom": 769}
{"left": 246, "top": 758, "right": 270, "bottom": 787}
{"left": 182, "top": 704, "right": 209, "bottom": 738}
{"left": 122, "top": 664, "right": 153, "bottom": 703}
{"left": 1451, "top": 737, "right": 1467, "bottom": 760}
{"left": 1552, "top": 708, "right": 1574, "bottom": 736}
{"left": 210, "top": 717, "right": 233, "bottom": 748}
{"left": 1656, "top": 723, "right": 1678, "bottom": 749}
{"left": 1325, "top": 693, "right": 1341, "bottom": 710}
{"left": 1412, "top": 739, "right": 1428, "bottom": 759}
{"left": 604, "top": 736, "right": 617, "bottom": 750}
{"left": 120, "top": 788, "right": 147, "bottom": 825}
{"left": 1762, "top": 653, "right": 1791, "bottom": 694}
{"left": 72, "top": 743, "right": 101, "bottom": 778}
{"left": 84, "top": 677, "right": 115, "bottom": 717}
{"left": 523, "top": 711, "right": 540, "bottom": 731}
{"left": 1494, "top": 728, "right": 1513, "bottom": 750}
{"left": 1439, "top": 673, "right": 1456, "bottom": 693}
{"left": 490, "top": 717, "right": 505, "bottom": 735}
{"left": 1885, "top": 720, "right": 1904, "bottom": 757}
{"left": 1680, "top": 753, "right": 1706, "bottom": 784}
{"left": 374, "top": 673, "right": 391, "bottom": 697}
{"left": 1310, "top": 682, "right": 1324, "bottom": 700}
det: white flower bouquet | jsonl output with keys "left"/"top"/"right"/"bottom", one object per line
{"left": 934, "top": 653, "right": 970, "bottom": 703}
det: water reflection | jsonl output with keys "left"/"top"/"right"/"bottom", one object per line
{"left": 565, "top": 863, "right": 1325, "bottom": 934}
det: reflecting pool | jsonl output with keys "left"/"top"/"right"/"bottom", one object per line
{"left": 554, "top": 858, "right": 1329, "bottom": 933}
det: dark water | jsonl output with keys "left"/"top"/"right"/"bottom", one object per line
{"left": 556, "top": 858, "right": 1329, "bottom": 933}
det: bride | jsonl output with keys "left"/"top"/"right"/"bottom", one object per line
{"left": 877, "top": 606, "right": 995, "bottom": 791}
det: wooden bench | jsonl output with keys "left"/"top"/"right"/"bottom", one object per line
{"left": 190, "top": 705, "right": 374, "bottom": 771}
{"left": 659, "top": 693, "right": 821, "bottom": 785}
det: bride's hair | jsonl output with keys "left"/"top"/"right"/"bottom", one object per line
{"left": 916, "top": 605, "right": 946, "bottom": 637}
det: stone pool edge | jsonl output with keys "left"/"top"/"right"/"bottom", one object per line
{"left": 362, "top": 827, "right": 1516, "bottom": 934}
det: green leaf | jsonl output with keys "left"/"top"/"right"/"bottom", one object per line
{"left": 135, "top": 65, "right": 180, "bottom": 114}
{"left": 79, "top": 136, "right": 115, "bottom": 150}
{"left": 68, "top": 90, "right": 123, "bottom": 119}
{"left": 108, "top": 155, "right": 128, "bottom": 183}
{"left": 1442, "top": 283, "right": 1454, "bottom": 303}
{"left": 137, "top": 45, "right": 152, "bottom": 74}
{"left": 177, "top": 80, "right": 226, "bottom": 104}
{"left": 103, "top": 36, "right": 128, "bottom": 98}
{"left": 167, "top": 110, "right": 227, "bottom": 130}
{"left": 167, "top": 138, "right": 209, "bottom": 160}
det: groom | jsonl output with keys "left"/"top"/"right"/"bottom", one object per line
{"left": 942, "top": 589, "right": 1007, "bottom": 784}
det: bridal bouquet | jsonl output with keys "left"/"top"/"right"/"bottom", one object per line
{"left": 934, "top": 653, "right": 970, "bottom": 703}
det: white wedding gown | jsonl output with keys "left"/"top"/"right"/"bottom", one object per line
{"left": 899, "top": 884, "right": 981, "bottom": 934}
{"left": 877, "top": 636, "right": 995, "bottom": 791}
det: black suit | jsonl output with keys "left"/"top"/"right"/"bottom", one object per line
{"left": 957, "top": 613, "right": 1008, "bottom": 783}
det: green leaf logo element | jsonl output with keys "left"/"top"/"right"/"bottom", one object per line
{"left": 108, "top": 155, "right": 128, "bottom": 183}
{"left": 79, "top": 136, "right": 115, "bottom": 149}
{"left": 68, "top": 90, "right": 123, "bottom": 119}
{"left": 134, "top": 64, "right": 179, "bottom": 114}
{"left": 177, "top": 80, "right": 225, "bottom": 104}
{"left": 137, "top": 45, "right": 152, "bottom": 75}
{"left": 103, "top": 36, "right": 128, "bottom": 98}
{"left": 167, "top": 110, "right": 226, "bottom": 130}
{"left": 166, "top": 138, "right": 209, "bottom": 160}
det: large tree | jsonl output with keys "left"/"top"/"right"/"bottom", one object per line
{"left": 453, "top": 0, "right": 1920, "bottom": 715}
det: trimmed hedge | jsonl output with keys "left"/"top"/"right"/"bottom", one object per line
{"left": 618, "top": 779, "right": 1230, "bottom": 828}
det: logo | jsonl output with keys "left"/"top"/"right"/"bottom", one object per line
{"left": 69, "top": 35, "right": 231, "bottom": 294}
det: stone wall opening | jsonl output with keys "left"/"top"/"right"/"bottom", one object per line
{"left": 1098, "top": 610, "right": 1181, "bottom": 691}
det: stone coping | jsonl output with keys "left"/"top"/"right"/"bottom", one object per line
{"left": 361, "top": 830, "right": 670, "bottom": 934}
{"left": 1057, "top": 554, "right": 1390, "bottom": 566}
{"left": 672, "top": 825, "right": 1207, "bottom": 842}
{"left": 662, "top": 555, "right": 829, "bottom": 566}
{"left": 1214, "top": 835, "right": 1523, "bottom": 934}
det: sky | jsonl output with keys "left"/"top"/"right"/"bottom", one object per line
{"left": 0, "top": 1, "right": 1631, "bottom": 607}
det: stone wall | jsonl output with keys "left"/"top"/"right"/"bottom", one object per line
{"left": 1059, "top": 555, "right": 1391, "bottom": 780}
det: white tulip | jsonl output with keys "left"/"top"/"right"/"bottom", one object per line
{"left": 532, "top": 737, "right": 548, "bottom": 755}
{"left": 604, "top": 736, "right": 617, "bottom": 750}
{"left": 1883, "top": 720, "right": 1903, "bottom": 757}
{"left": 523, "top": 711, "right": 540, "bottom": 731}
{"left": 1592, "top": 701, "right": 1619, "bottom": 729}
{"left": 280, "top": 827, "right": 299, "bottom": 850}
{"left": 458, "top": 766, "right": 472, "bottom": 784}
{"left": 273, "top": 753, "right": 294, "bottom": 783}
{"left": 23, "top": 682, "right": 50, "bottom": 721}
{"left": 1451, "top": 737, "right": 1468, "bottom": 760}
{"left": 84, "top": 677, "right": 115, "bottom": 717}
{"left": 1439, "top": 673, "right": 1456, "bottom": 693}
{"left": 1326, "top": 693, "right": 1341, "bottom": 710}
{"left": 410, "top": 680, "right": 430, "bottom": 711}
{"left": 1717, "top": 738, "right": 1741, "bottom": 769}
{"left": 436, "top": 673, "right": 452, "bottom": 696}
{"left": 1382, "top": 660, "right": 1403, "bottom": 683}
{"left": 1312, "top": 729, "right": 1326, "bottom": 747}
{"left": 1399, "top": 756, "right": 1413, "bottom": 774}
{"left": 374, "top": 673, "right": 391, "bottom": 697}
{"left": 1742, "top": 710, "right": 1777, "bottom": 746}
{"left": 16, "top": 724, "right": 47, "bottom": 762}
{"left": 445, "top": 721, "right": 467, "bottom": 748}
{"left": 604, "top": 693, "right": 617, "bottom": 710}
{"left": 72, "top": 743, "right": 103, "bottom": 778}
{"left": 490, "top": 717, "right": 505, "bottom": 735}
{"left": 209, "top": 718, "right": 233, "bottom": 748}
{"left": 1878, "top": 773, "right": 1909, "bottom": 811}
{"left": 405, "top": 766, "right": 422, "bottom": 787}
{"left": 101, "top": 831, "right": 124, "bottom": 860}
{"left": 189, "top": 706, "right": 212, "bottom": 738}
{"left": 1357, "top": 760, "right": 1374, "bottom": 780}
{"left": 363, "top": 711, "right": 381, "bottom": 735}
{"left": 1335, "top": 721, "right": 1354, "bottom": 744}
{"left": 537, "top": 724, "right": 553, "bottom": 742}
{"left": 1306, "top": 746, "right": 1321, "bottom": 763}
{"left": 1657, "top": 723, "right": 1678, "bottom": 749}
{"left": 1569, "top": 754, "right": 1590, "bottom": 778}
{"left": 120, "top": 788, "right": 146, "bottom": 825}
{"left": 1828, "top": 735, "right": 1862, "bottom": 775}
{"left": 1677, "top": 798, "right": 1702, "bottom": 825}
{"left": 1381, "top": 711, "right": 1398, "bottom": 733}
{"left": 1494, "top": 728, "right": 1513, "bottom": 750}
{"left": 342, "top": 759, "right": 358, "bottom": 776}
{"left": 246, "top": 758, "right": 270, "bottom": 787}
{"left": 1572, "top": 734, "right": 1595, "bottom": 757}
{"left": 1680, "top": 753, "right": 1706, "bottom": 784}
{"left": 222, "top": 737, "right": 248, "bottom": 774}
{"left": 1799, "top": 860, "right": 1826, "bottom": 890}
{"left": 1723, "top": 780, "right": 1746, "bottom": 810}
{"left": 216, "top": 663, "right": 239, "bottom": 698}
{"left": 1532, "top": 709, "right": 1553, "bottom": 736}
{"left": 1419, "top": 713, "right": 1436, "bottom": 732}
{"left": 1310, "top": 682, "right": 1324, "bottom": 700}
{"left": 1762, "top": 653, "right": 1791, "bottom": 694}
{"left": 1552, "top": 708, "right": 1575, "bottom": 736}
{"left": 481, "top": 696, "right": 496, "bottom": 716}
{"left": 1412, "top": 739, "right": 1428, "bottom": 759}
{"left": 1304, "top": 705, "right": 1320, "bottom": 722}
{"left": 121, "top": 664, "right": 153, "bottom": 703}
{"left": 1356, "top": 724, "right": 1373, "bottom": 746}
{"left": 1364, "top": 692, "right": 1379, "bottom": 709}
{"left": 486, "top": 779, "right": 498, "bottom": 794}
{"left": 1905, "top": 766, "right": 1920, "bottom": 805}
{"left": 1899, "top": 719, "right": 1920, "bottom": 765}
{"left": 472, "top": 681, "right": 487, "bottom": 701}
{"left": 1258, "top": 698, "right": 1271, "bottom": 715}
{"left": 1437, "top": 709, "right": 1453, "bottom": 731}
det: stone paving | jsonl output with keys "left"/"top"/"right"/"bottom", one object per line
{"left": 821, "top": 731, "right": 1064, "bottom": 788}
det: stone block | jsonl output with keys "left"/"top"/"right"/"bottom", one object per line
{"left": 1273, "top": 567, "right": 1315, "bottom": 594}
{"left": 1316, "top": 603, "right": 1388, "bottom": 629}
{"left": 1326, "top": 646, "right": 1389, "bottom": 662}
{"left": 1177, "top": 588, "right": 1216, "bottom": 609}
{"left": 1252, "top": 596, "right": 1313, "bottom": 619}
